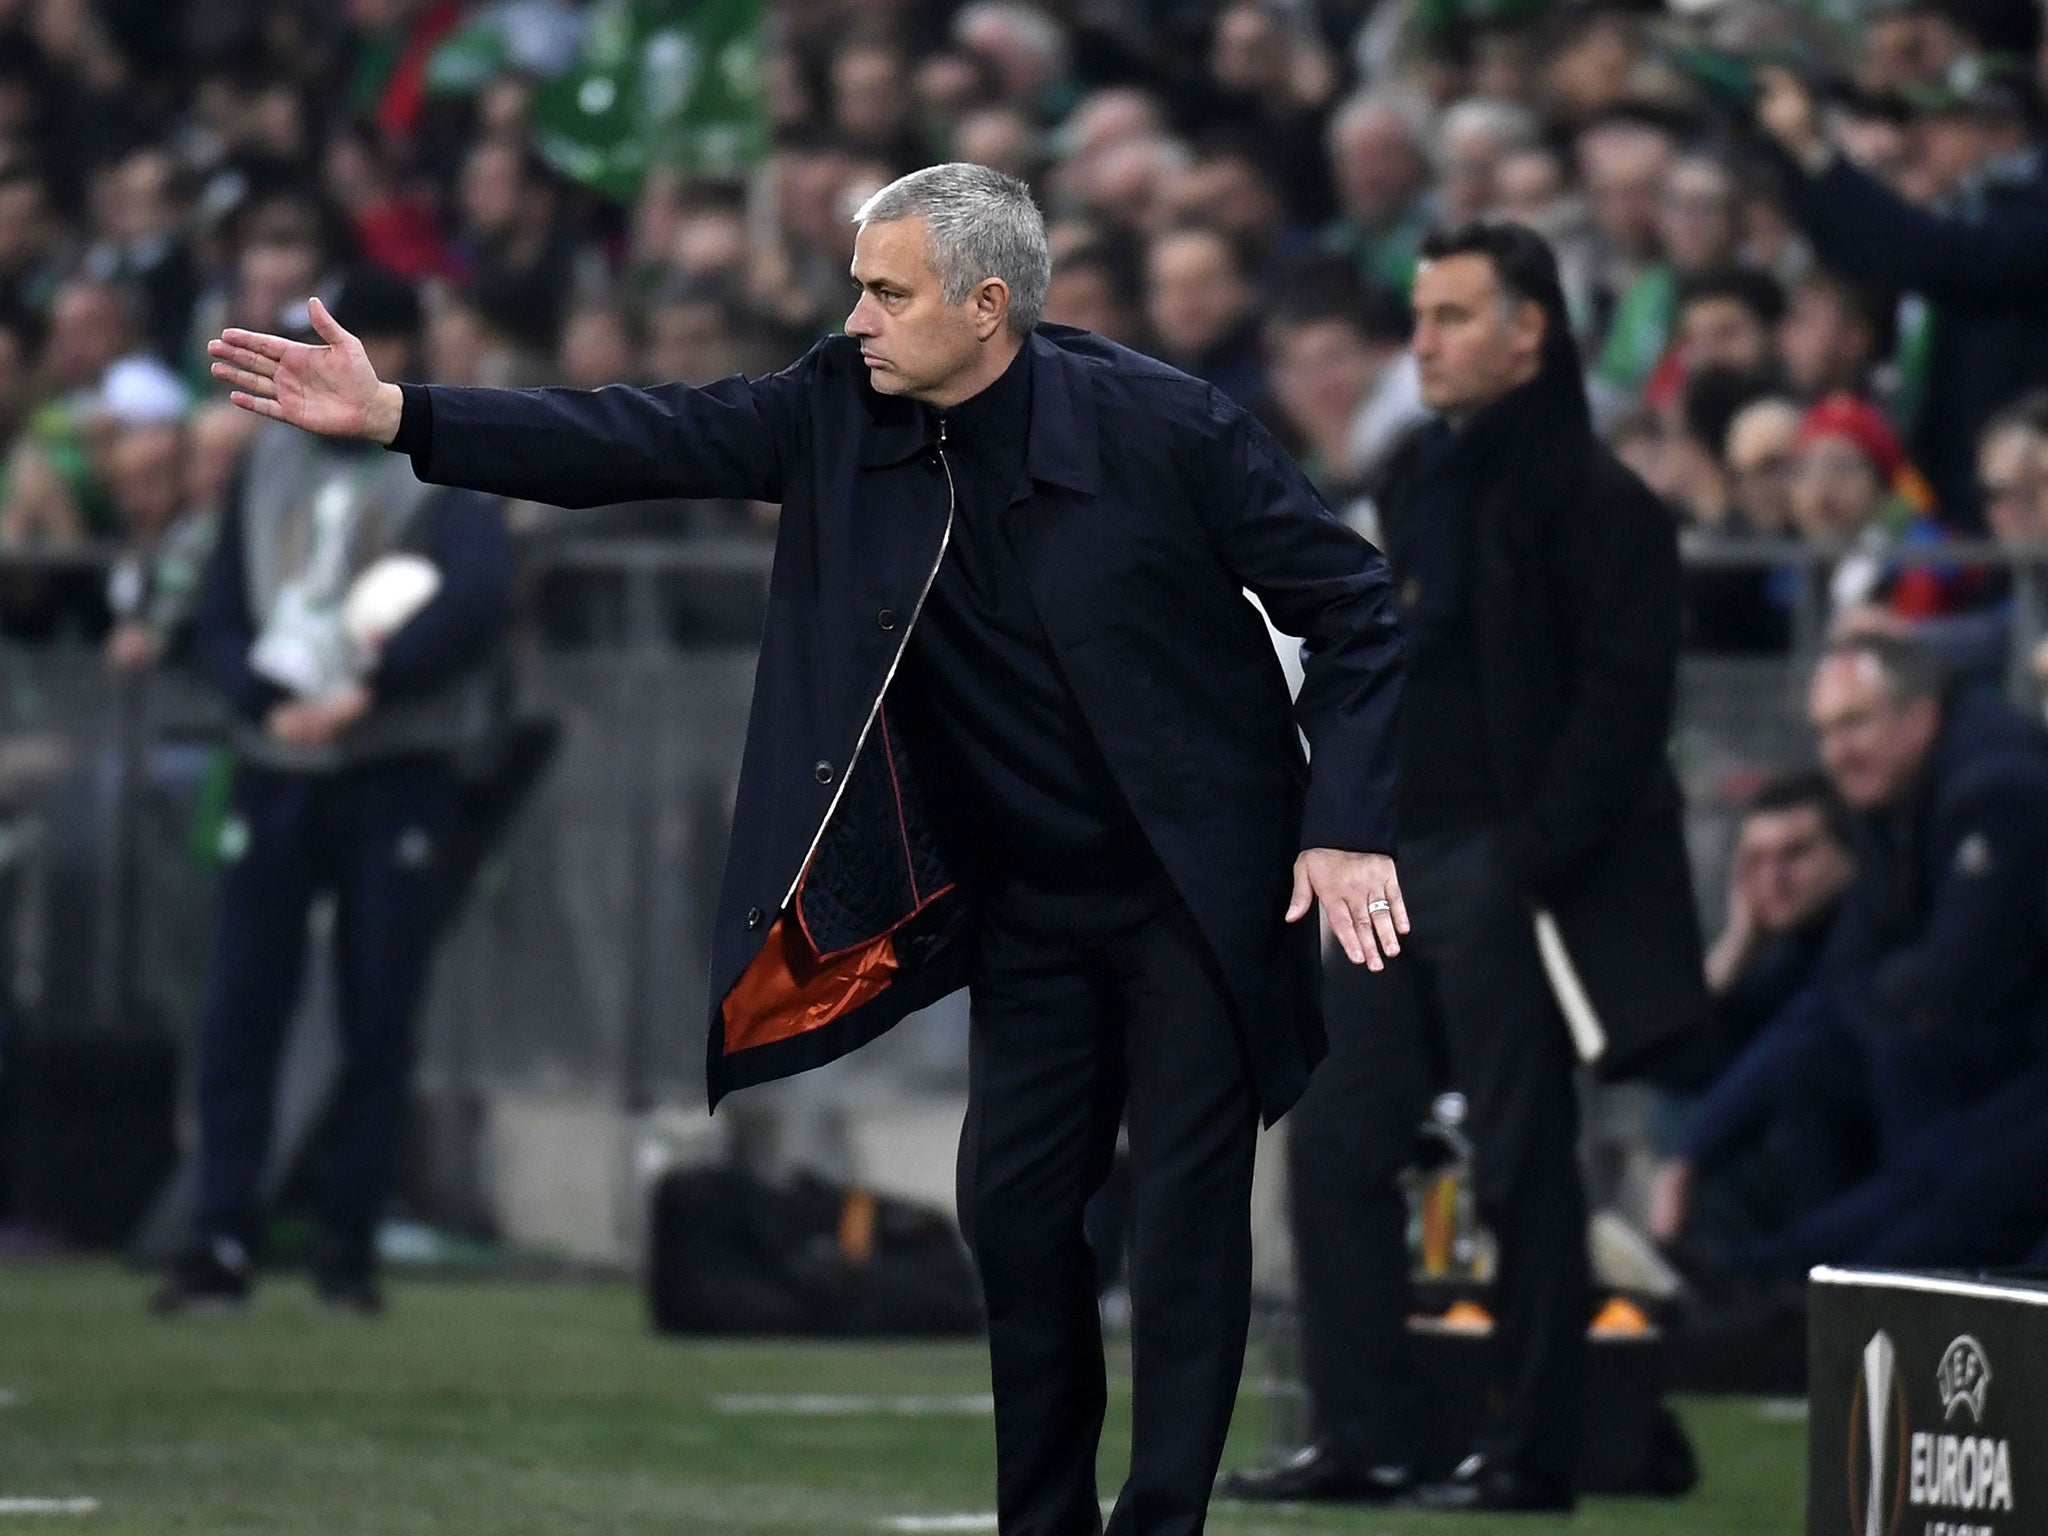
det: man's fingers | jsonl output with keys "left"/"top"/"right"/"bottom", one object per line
{"left": 211, "top": 361, "right": 278, "bottom": 398}
{"left": 1348, "top": 904, "right": 1386, "bottom": 971}
{"left": 228, "top": 390, "right": 284, "bottom": 420}
{"left": 1327, "top": 898, "right": 1367, "bottom": 966}
{"left": 1284, "top": 858, "right": 1313, "bottom": 922}
{"left": 1386, "top": 874, "right": 1411, "bottom": 936}
{"left": 1368, "top": 902, "right": 1401, "bottom": 960}
{"left": 219, "top": 328, "right": 292, "bottom": 362}
{"left": 307, "top": 295, "right": 350, "bottom": 349}
{"left": 207, "top": 339, "right": 278, "bottom": 379}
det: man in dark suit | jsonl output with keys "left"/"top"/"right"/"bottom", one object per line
{"left": 1224, "top": 221, "right": 1705, "bottom": 1514}
{"left": 206, "top": 164, "right": 1407, "bottom": 1536}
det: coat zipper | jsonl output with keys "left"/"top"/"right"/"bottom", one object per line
{"left": 778, "top": 418, "right": 957, "bottom": 913}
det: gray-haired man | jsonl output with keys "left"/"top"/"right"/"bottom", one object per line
{"left": 207, "top": 163, "right": 1407, "bottom": 1535}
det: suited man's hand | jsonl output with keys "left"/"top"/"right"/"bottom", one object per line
{"left": 208, "top": 297, "right": 405, "bottom": 444}
{"left": 1287, "top": 848, "right": 1408, "bottom": 970}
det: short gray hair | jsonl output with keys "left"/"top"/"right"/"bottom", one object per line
{"left": 854, "top": 163, "right": 1051, "bottom": 337}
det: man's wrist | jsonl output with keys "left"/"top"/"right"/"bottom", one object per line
{"left": 369, "top": 382, "right": 405, "bottom": 446}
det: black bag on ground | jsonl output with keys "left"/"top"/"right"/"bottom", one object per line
{"left": 648, "top": 1165, "right": 983, "bottom": 1337}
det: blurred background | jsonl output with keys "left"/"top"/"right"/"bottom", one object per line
{"left": 0, "top": 0, "right": 2042, "bottom": 1328}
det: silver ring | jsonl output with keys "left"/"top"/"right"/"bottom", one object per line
{"left": 1366, "top": 899, "right": 1392, "bottom": 914}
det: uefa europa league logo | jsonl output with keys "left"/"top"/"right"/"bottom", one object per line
{"left": 1850, "top": 1329, "right": 1908, "bottom": 1536}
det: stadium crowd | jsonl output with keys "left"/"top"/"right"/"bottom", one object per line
{"left": 2, "top": 0, "right": 2048, "bottom": 1305}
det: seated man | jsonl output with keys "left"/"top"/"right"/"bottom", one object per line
{"left": 1728, "top": 636, "right": 2048, "bottom": 1279}
{"left": 1648, "top": 773, "right": 1861, "bottom": 1251}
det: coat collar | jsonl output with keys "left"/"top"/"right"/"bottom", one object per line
{"left": 855, "top": 329, "right": 1101, "bottom": 496}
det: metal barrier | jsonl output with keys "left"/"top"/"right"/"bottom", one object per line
{"left": 6, "top": 535, "right": 2045, "bottom": 1228}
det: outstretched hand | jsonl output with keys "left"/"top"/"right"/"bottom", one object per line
{"left": 208, "top": 297, "right": 405, "bottom": 444}
{"left": 1286, "top": 848, "right": 1409, "bottom": 970}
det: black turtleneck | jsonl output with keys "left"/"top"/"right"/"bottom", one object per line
{"left": 890, "top": 342, "right": 1159, "bottom": 896}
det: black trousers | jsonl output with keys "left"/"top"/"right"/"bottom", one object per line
{"left": 957, "top": 876, "right": 1259, "bottom": 1536}
{"left": 1288, "top": 824, "right": 1587, "bottom": 1485}
{"left": 196, "top": 758, "right": 457, "bottom": 1265}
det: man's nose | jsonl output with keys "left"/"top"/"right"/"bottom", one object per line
{"left": 847, "top": 296, "right": 876, "bottom": 336}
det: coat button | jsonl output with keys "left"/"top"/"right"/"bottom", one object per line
{"left": 876, "top": 608, "right": 897, "bottom": 631}
{"left": 745, "top": 907, "right": 764, "bottom": 930}
{"left": 814, "top": 760, "right": 835, "bottom": 784}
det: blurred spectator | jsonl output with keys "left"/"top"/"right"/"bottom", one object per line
{"left": 1198, "top": 1, "right": 1340, "bottom": 222}
{"left": 830, "top": 34, "right": 924, "bottom": 170}
{"left": 1164, "top": 142, "right": 1308, "bottom": 286}
{"left": 454, "top": 134, "right": 582, "bottom": 360}
{"left": 1722, "top": 636, "right": 2048, "bottom": 1280}
{"left": 1434, "top": 99, "right": 1538, "bottom": 227}
{"left": 83, "top": 148, "right": 197, "bottom": 366}
{"left": 0, "top": 161, "right": 69, "bottom": 319}
{"left": 952, "top": 2, "right": 1077, "bottom": 122}
{"left": 1778, "top": 270, "right": 1897, "bottom": 404}
{"left": 1671, "top": 268, "right": 1784, "bottom": 390}
{"left": 1322, "top": 86, "right": 1436, "bottom": 293}
{"left": 1840, "top": 397, "right": 2048, "bottom": 683}
{"left": 1595, "top": 153, "right": 1745, "bottom": 398}
{"left": 1791, "top": 392, "right": 1978, "bottom": 624}
{"left": 645, "top": 278, "right": 749, "bottom": 389}
{"left": 103, "top": 417, "right": 213, "bottom": 675}
{"left": 1043, "top": 239, "right": 1144, "bottom": 345}
{"left": 3, "top": 279, "right": 188, "bottom": 548}
{"left": 1260, "top": 263, "right": 1407, "bottom": 518}
{"left": 1575, "top": 109, "right": 1677, "bottom": 318}
{"left": 1725, "top": 397, "right": 1803, "bottom": 536}
{"left": 1647, "top": 773, "right": 1861, "bottom": 1250}
{"left": 1758, "top": 57, "right": 2048, "bottom": 526}
{"left": 1674, "top": 368, "right": 1796, "bottom": 651}
{"left": 557, "top": 294, "right": 642, "bottom": 391}
{"left": 1144, "top": 224, "right": 1265, "bottom": 407}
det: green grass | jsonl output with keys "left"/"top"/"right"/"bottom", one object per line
{"left": 0, "top": 1262, "right": 1805, "bottom": 1534}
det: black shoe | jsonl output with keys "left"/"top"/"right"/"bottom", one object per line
{"left": 1217, "top": 1442, "right": 1415, "bottom": 1503}
{"left": 149, "top": 1237, "right": 253, "bottom": 1316}
{"left": 311, "top": 1265, "right": 385, "bottom": 1317}
{"left": 1405, "top": 1454, "right": 1575, "bottom": 1514}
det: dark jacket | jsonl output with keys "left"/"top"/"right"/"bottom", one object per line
{"left": 1821, "top": 689, "right": 2048, "bottom": 1123}
{"left": 389, "top": 327, "right": 1406, "bottom": 1122}
{"left": 1777, "top": 145, "right": 2048, "bottom": 527}
{"left": 1372, "top": 359, "right": 1710, "bottom": 1080}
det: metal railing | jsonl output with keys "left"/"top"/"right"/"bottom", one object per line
{"left": 6, "top": 534, "right": 2045, "bottom": 1223}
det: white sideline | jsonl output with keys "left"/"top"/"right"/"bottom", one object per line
{"left": 713, "top": 1393, "right": 993, "bottom": 1416}
{"left": 0, "top": 1499, "right": 99, "bottom": 1516}
{"left": 879, "top": 1519, "right": 998, "bottom": 1534}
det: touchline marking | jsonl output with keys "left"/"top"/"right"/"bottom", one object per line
{"left": 1757, "top": 1398, "right": 1809, "bottom": 1422}
{"left": 0, "top": 1390, "right": 19, "bottom": 1408}
{"left": 879, "top": 1518, "right": 997, "bottom": 1534}
{"left": 713, "top": 1394, "right": 994, "bottom": 1417}
{"left": 0, "top": 1498, "right": 99, "bottom": 1515}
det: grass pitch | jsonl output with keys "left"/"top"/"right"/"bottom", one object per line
{"left": 0, "top": 1262, "right": 1804, "bottom": 1534}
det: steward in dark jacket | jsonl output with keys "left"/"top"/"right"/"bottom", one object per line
{"left": 1369, "top": 300, "right": 1708, "bottom": 1081}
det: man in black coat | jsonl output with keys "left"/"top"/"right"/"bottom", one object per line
{"left": 1224, "top": 222, "right": 1706, "bottom": 1514}
{"left": 206, "top": 164, "right": 1407, "bottom": 1536}
{"left": 1756, "top": 58, "right": 2048, "bottom": 527}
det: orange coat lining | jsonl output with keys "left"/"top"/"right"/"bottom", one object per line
{"left": 721, "top": 879, "right": 959, "bottom": 1057}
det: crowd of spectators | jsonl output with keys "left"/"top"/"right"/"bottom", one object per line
{"left": 0, "top": 0, "right": 2036, "bottom": 666}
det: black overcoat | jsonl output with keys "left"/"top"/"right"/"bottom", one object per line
{"left": 394, "top": 327, "right": 1406, "bottom": 1123}
{"left": 1375, "top": 363, "right": 1709, "bottom": 1080}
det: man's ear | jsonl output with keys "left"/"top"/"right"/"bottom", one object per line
{"left": 974, "top": 278, "right": 1011, "bottom": 341}
{"left": 1512, "top": 297, "right": 1547, "bottom": 365}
